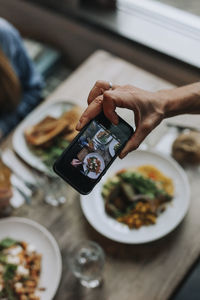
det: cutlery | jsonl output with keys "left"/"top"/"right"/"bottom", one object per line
{"left": 12, "top": 184, "right": 31, "bottom": 205}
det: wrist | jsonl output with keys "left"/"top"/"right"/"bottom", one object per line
{"left": 154, "top": 89, "right": 173, "bottom": 119}
{"left": 156, "top": 89, "right": 178, "bottom": 118}
{"left": 156, "top": 83, "right": 200, "bottom": 119}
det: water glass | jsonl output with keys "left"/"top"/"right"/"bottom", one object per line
{"left": 68, "top": 240, "right": 105, "bottom": 288}
{"left": 36, "top": 175, "right": 67, "bottom": 206}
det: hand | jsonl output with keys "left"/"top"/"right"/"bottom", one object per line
{"left": 76, "top": 81, "right": 165, "bottom": 158}
{"left": 71, "top": 159, "right": 82, "bottom": 167}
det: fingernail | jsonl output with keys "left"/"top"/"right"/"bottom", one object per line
{"left": 76, "top": 121, "right": 81, "bottom": 131}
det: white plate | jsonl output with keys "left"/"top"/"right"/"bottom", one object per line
{"left": 83, "top": 153, "right": 105, "bottom": 179}
{"left": 109, "top": 139, "right": 120, "bottom": 157}
{"left": 94, "top": 129, "right": 113, "bottom": 145}
{"left": 13, "top": 101, "right": 74, "bottom": 176}
{"left": 80, "top": 150, "right": 190, "bottom": 244}
{"left": 0, "top": 217, "right": 62, "bottom": 299}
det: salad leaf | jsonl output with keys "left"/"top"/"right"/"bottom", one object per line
{"left": 0, "top": 253, "right": 7, "bottom": 264}
{"left": 3, "top": 282, "right": 17, "bottom": 300}
{"left": 119, "top": 171, "right": 171, "bottom": 199}
{"left": 0, "top": 238, "right": 17, "bottom": 249}
{"left": 3, "top": 264, "right": 17, "bottom": 281}
{"left": 31, "top": 137, "right": 69, "bottom": 169}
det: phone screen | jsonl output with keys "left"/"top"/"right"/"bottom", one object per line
{"left": 70, "top": 120, "right": 122, "bottom": 180}
{"left": 54, "top": 112, "right": 133, "bottom": 194}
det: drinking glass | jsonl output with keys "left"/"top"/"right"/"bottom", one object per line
{"left": 36, "top": 175, "right": 67, "bottom": 206}
{"left": 68, "top": 240, "right": 105, "bottom": 288}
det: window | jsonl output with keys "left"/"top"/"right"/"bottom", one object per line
{"left": 117, "top": 0, "right": 200, "bottom": 67}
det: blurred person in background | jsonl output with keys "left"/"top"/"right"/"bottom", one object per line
{"left": 0, "top": 18, "right": 43, "bottom": 141}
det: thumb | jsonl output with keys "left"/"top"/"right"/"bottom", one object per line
{"left": 119, "top": 124, "right": 151, "bottom": 158}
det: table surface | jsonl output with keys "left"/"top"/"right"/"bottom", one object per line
{"left": 1, "top": 50, "right": 200, "bottom": 300}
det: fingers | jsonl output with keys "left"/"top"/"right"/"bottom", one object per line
{"left": 76, "top": 95, "right": 103, "bottom": 131}
{"left": 119, "top": 123, "right": 152, "bottom": 159}
{"left": 103, "top": 91, "right": 119, "bottom": 125}
{"left": 87, "top": 80, "right": 111, "bottom": 105}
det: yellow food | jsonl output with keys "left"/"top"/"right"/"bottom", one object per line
{"left": 0, "top": 238, "right": 43, "bottom": 299}
{"left": 102, "top": 164, "right": 174, "bottom": 229}
{"left": 136, "top": 165, "right": 174, "bottom": 196}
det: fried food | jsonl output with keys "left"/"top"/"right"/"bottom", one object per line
{"left": 102, "top": 165, "right": 174, "bottom": 229}
{"left": 24, "top": 105, "right": 82, "bottom": 170}
{"left": 24, "top": 106, "right": 82, "bottom": 147}
{"left": 24, "top": 116, "right": 69, "bottom": 147}
{"left": 62, "top": 106, "right": 82, "bottom": 133}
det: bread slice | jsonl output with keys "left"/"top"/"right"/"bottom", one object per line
{"left": 24, "top": 105, "right": 82, "bottom": 147}
{"left": 62, "top": 106, "right": 82, "bottom": 132}
{"left": 24, "top": 116, "right": 69, "bottom": 147}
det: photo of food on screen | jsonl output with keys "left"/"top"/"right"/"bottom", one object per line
{"left": 70, "top": 121, "right": 121, "bottom": 179}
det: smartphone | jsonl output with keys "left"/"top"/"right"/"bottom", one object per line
{"left": 53, "top": 112, "right": 133, "bottom": 195}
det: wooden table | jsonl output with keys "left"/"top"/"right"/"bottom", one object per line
{"left": 1, "top": 50, "right": 200, "bottom": 300}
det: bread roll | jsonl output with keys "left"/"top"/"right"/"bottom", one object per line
{"left": 172, "top": 131, "right": 200, "bottom": 164}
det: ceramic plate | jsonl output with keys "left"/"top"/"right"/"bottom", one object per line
{"left": 12, "top": 101, "right": 74, "bottom": 176}
{"left": 109, "top": 139, "right": 120, "bottom": 157}
{"left": 94, "top": 129, "right": 113, "bottom": 145}
{"left": 80, "top": 150, "right": 190, "bottom": 244}
{"left": 0, "top": 217, "right": 62, "bottom": 299}
{"left": 83, "top": 153, "right": 105, "bottom": 179}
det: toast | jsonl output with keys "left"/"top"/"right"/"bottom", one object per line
{"left": 24, "top": 116, "right": 69, "bottom": 147}
{"left": 24, "top": 106, "right": 82, "bottom": 147}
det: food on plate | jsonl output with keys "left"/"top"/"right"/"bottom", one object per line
{"left": 114, "top": 143, "right": 120, "bottom": 153}
{"left": 97, "top": 130, "right": 110, "bottom": 144}
{"left": 24, "top": 106, "right": 82, "bottom": 169}
{"left": 172, "top": 131, "right": 200, "bottom": 164}
{"left": 0, "top": 237, "right": 43, "bottom": 299}
{"left": 0, "top": 160, "right": 13, "bottom": 209}
{"left": 102, "top": 165, "right": 174, "bottom": 229}
{"left": 24, "top": 116, "right": 69, "bottom": 147}
{"left": 86, "top": 156, "right": 101, "bottom": 174}
{"left": 24, "top": 106, "right": 81, "bottom": 146}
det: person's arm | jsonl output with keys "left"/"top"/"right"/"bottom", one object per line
{"left": 158, "top": 82, "right": 200, "bottom": 117}
{"left": 76, "top": 81, "right": 200, "bottom": 158}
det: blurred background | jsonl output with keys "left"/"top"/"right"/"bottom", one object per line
{"left": 1, "top": 0, "right": 200, "bottom": 98}
{"left": 0, "top": 1, "right": 200, "bottom": 299}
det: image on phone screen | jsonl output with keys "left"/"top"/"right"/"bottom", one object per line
{"left": 70, "top": 120, "right": 121, "bottom": 179}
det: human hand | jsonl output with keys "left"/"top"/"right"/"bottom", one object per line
{"left": 71, "top": 159, "right": 82, "bottom": 166}
{"left": 76, "top": 81, "right": 165, "bottom": 158}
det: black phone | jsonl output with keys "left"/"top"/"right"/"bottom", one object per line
{"left": 53, "top": 112, "right": 133, "bottom": 195}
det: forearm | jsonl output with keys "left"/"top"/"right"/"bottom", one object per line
{"left": 158, "top": 82, "right": 200, "bottom": 118}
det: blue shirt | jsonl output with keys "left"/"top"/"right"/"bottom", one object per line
{"left": 0, "top": 18, "right": 44, "bottom": 138}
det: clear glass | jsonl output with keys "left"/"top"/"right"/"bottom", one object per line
{"left": 36, "top": 175, "right": 67, "bottom": 206}
{"left": 68, "top": 240, "right": 105, "bottom": 288}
